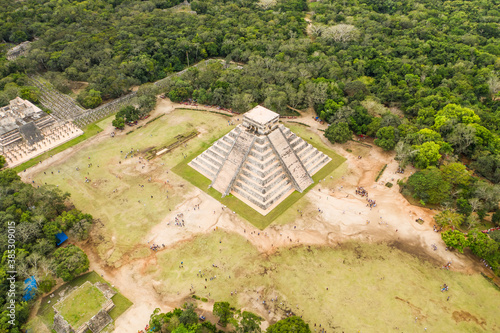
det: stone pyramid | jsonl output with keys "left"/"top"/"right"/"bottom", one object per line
{"left": 189, "top": 106, "right": 331, "bottom": 215}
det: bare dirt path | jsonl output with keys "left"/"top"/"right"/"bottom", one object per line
{"left": 304, "top": 13, "right": 313, "bottom": 38}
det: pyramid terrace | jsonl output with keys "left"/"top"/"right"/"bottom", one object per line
{"left": 189, "top": 106, "right": 331, "bottom": 215}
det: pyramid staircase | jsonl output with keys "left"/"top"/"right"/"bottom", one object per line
{"left": 189, "top": 121, "right": 331, "bottom": 214}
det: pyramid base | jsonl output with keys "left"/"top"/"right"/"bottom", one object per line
{"left": 230, "top": 187, "right": 296, "bottom": 216}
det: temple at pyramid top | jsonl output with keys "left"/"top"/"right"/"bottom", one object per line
{"left": 188, "top": 106, "right": 331, "bottom": 215}
{"left": 243, "top": 106, "right": 280, "bottom": 135}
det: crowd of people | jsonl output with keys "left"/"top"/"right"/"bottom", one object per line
{"left": 366, "top": 198, "right": 376, "bottom": 209}
{"left": 433, "top": 225, "right": 443, "bottom": 232}
{"left": 355, "top": 186, "right": 368, "bottom": 197}
{"left": 355, "top": 187, "right": 377, "bottom": 209}
{"left": 149, "top": 243, "right": 164, "bottom": 251}
{"left": 172, "top": 213, "right": 185, "bottom": 227}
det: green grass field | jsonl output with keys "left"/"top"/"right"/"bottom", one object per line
{"left": 33, "top": 110, "right": 235, "bottom": 265}
{"left": 32, "top": 271, "right": 132, "bottom": 332}
{"left": 151, "top": 231, "right": 500, "bottom": 332}
{"left": 172, "top": 122, "right": 346, "bottom": 229}
{"left": 53, "top": 282, "right": 108, "bottom": 328}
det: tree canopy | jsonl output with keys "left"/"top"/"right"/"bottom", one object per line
{"left": 0, "top": 0, "right": 499, "bottom": 180}
{"left": 267, "top": 316, "right": 311, "bottom": 333}
{"left": 0, "top": 170, "right": 92, "bottom": 329}
{"left": 324, "top": 122, "right": 352, "bottom": 144}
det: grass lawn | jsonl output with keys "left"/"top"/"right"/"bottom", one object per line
{"left": 13, "top": 122, "right": 102, "bottom": 173}
{"left": 53, "top": 282, "right": 107, "bottom": 329}
{"left": 33, "top": 109, "right": 235, "bottom": 265}
{"left": 172, "top": 122, "right": 346, "bottom": 229}
{"left": 151, "top": 231, "right": 500, "bottom": 332}
{"left": 108, "top": 293, "right": 133, "bottom": 320}
{"left": 33, "top": 271, "right": 132, "bottom": 332}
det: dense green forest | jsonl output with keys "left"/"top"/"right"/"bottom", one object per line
{"left": 0, "top": 170, "right": 91, "bottom": 332}
{"left": 4, "top": 0, "right": 497, "bottom": 179}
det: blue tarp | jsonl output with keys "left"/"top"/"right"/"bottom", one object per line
{"left": 56, "top": 232, "right": 68, "bottom": 246}
{"left": 22, "top": 276, "right": 37, "bottom": 301}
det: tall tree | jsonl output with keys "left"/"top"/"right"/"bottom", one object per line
{"left": 53, "top": 245, "right": 89, "bottom": 281}
{"left": 213, "top": 302, "right": 233, "bottom": 327}
{"left": 324, "top": 122, "right": 352, "bottom": 143}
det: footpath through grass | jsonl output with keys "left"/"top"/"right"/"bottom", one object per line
{"left": 13, "top": 122, "right": 102, "bottom": 172}
{"left": 172, "top": 122, "right": 346, "bottom": 229}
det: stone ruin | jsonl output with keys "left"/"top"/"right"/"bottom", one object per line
{"left": 95, "top": 282, "right": 117, "bottom": 299}
{"left": 189, "top": 105, "right": 331, "bottom": 214}
{"left": 6, "top": 41, "right": 31, "bottom": 60}
{"left": 53, "top": 314, "right": 74, "bottom": 333}
{"left": 0, "top": 97, "right": 82, "bottom": 167}
{"left": 52, "top": 281, "right": 116, "bottom": 333}
{"left": 87, "top": 310, "right": 113, "bottom": 333}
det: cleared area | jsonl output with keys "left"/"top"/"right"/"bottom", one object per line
{"left": 151, "top": 231, "right": 500, "bottom": 332}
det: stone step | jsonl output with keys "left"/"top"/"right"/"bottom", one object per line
{"left": 222, "top": 135, "right": 235, "bottom": 146}
{"left": 302, "top": 148, "right": 320, "bottom": 166}
{"left": 228, "top": 129, "right": 240, "bottom": 139}
{"left": 232, "top": 186, "right": 267, "bottom": 210}
{"left": 243, "top": 158, "right": 281, "bottom": 179}
{"left": 195, "top": 153, "right": 220, "bottom": 172}
{"left": 264, "top": 173, "right": 290, "bottom": 196}
{"left": 199, "top": 152, "right": 222, "bottom": 169}
{"left": 233, "top": 175, "right": 290, "bottom": 207}
{"left": 309, "top": 155, "right": 331, "bottom": 176}
{"left": 189, "top": 160, "right": 215, "bottom": 179}
{"left": 289, "top": 135, "right": 301, "bottom": 148}
{"left": 254, "top": 136, "right": 267, "bottom": 145}
{"left": 211, "top": 143, "right": 229, "bottom": 157}
{"left": 261, "top": 158, "right": 281, "bottom": 174}
{"left": 304, "top": 150, "right": 323, "bottom": 170}
{"left": 240, "top": 164, "right": 286, "bottom": 187}
{"left": 267, "top": 128, "right": 313, "bottom": 192}
{"left": 237, "top": 169, "right": 288, "bottom": 195}
{"left": 248, "top": 148, "right": 273, "bottom": 161}
{"left": 252, "top": 141, "right": 272, "bottom": 154}
{"left": 233, "top": 181, "right": 266, "bottom": 205}
{"left": 211, "top": 130, "right": 255, "bottom": 195}
{"left": 297, "top": 143, "right": 313, "bottom": 159}
{"left": 235, "top": 173, "right": 263, "bottom": 193}
{"left": 246, "top": 153, "right": 278, "bottom": 170}
{"left": 205, "top": 148, "right": 225, "bottom": 163}
{"left": 216, "top": 140, "right": 231, "bottom": 153}
{"left": 265, "top": 182, "right": 294, "bottom": 208}
{"left": 280, "top": 125, "right": 293, "bottom": 137}
{"left": 1, "top": 133, "right": 21, "bottom": 143}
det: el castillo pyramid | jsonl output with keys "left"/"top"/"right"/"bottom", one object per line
{"left": 189, "top": 106, "right": 331, "bottom": 215}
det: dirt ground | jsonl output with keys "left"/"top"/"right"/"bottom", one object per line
{"left": 22, "top": 99, "right": 498, "bottom": 332}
